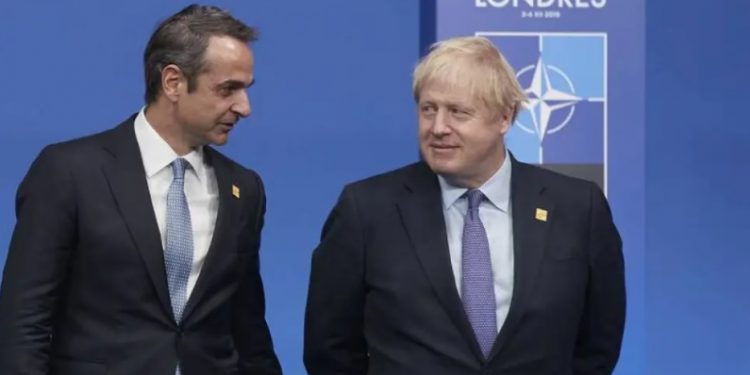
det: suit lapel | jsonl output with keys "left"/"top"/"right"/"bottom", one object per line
{"left": 396, "top": 163, "right": 486, "bottom": 363}
{"left": 101, "top": 117, "right": 172, "bottom": 317}
{"left": 181, "top": 147, "right": 239, "bottom": 322}
{"left": 488, "top": 157, "right": 554, "bottom": 361}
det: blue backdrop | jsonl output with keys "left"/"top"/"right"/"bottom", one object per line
{"left": 0, "top": 1, "right": 747, "bottom": 374}
{"left": 645, "top": 1, "right": 750, "bottom": 373}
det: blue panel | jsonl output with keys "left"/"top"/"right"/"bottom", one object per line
{"left": 645, "top": 1, "right": 750, "bottom": 374}
{"left": 544, "top": 36, "right": 605, "bottom": 98}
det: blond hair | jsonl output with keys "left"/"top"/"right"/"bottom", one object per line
{"left": 413, "top": 36, "right": 526, "bottom": 122}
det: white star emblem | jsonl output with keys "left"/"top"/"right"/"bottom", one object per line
{"left": 520, "top": 57, "right": 581, "bottom": 142}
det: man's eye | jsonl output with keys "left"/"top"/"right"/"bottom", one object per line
{"left": 421, "top": 105, "right": 436, "bottom": 114}
{"left": 451, "top": 108, "right": 471, "bottom": 118}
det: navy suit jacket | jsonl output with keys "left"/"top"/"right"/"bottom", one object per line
{"left": 305, "top": 157, "right": 625, "bottom": 375}
{"left": 0, "top": 116, "right": 282, "bottom": 375}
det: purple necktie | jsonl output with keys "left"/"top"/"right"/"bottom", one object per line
{"left": 461, "top": 189, "right": 497, "bottom": 358}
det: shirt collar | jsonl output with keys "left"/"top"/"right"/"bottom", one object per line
{"left": 134, "top": 107, "right": 207, "bottom": 181}
{"left": 437, "top": 149, "right": 512, "bottom": 212}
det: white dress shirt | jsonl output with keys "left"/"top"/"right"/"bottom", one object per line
{"left": 438, "top": 151, "right": 514, "bottom": 333}
{"left": 134, "top": 109, "right": 219, "bottom": 299}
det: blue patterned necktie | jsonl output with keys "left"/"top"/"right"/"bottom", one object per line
{"left": 165, "top": 158, "right": 193, "bottom": 324}
{"left": 461, "top": 189, "right": 497, "bottom": 358}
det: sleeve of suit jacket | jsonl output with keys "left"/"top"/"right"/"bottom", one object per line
{"left": 304, "top": 185, "right": 369, "bottom": 375}
{"left": 0, "top": 145, "right": 77, "bottom": 374}
{"left": 232, "top": 173, "right": 283, "bottom": 375}
{"left": 573, "top": 183, "right": 626, "bottom": 375}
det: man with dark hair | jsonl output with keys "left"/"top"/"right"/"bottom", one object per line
{"left": 0, "top": 4, "right": 282, "bottom": 375}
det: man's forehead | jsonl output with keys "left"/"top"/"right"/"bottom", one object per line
{"left": 201, "top": 36, "right": 253, "bottom": 66}
{"left": 420, "top": 81, "right": 478, "bottom": 104}
{"left": 198, "top": 40, "right": 253, "bottom": 83}
{"left": 205, "top": 35, "right": 252, "bottom": 54}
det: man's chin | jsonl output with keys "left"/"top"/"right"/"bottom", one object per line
{"left": 207, "top": 134, "right": 230, "bottom": 146}
{"left": 425, "top": 160, "right": 460, "bottom": 178}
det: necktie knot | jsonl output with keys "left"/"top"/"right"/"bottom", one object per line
{"left": 171, "top": 158, "right": 190, "bottom": 180}
{"left": 466, "top": 189, "right": 484, "bottom": 218}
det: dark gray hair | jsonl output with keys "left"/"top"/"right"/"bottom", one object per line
{"left": 143, "top": 4, "right": 257, "bottom": 104}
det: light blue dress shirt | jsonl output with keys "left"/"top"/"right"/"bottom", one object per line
{"left": 438, "top": 151, "right": 514, "bottom": 333}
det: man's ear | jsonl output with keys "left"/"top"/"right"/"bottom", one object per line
{"left": 498, "top": 106, "right": 515, "bottom": 136}
{"left": 161, "top": 64, "right": 186, "bottom": 103}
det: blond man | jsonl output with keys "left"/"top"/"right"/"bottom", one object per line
{"left": 304, "top": 36, "right": 625, "bottom": 375}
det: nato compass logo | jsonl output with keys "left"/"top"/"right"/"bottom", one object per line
{"left": 477, "top": 32, "right": 608, "bottom": 191}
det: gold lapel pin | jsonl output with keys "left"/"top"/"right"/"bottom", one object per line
{"left": 232, "top": 184, "right": 240, "bottom": 199}
{"left": 535, "top": 208, "right": 548, "bottom": 222}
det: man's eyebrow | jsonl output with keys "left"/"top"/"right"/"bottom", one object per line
{"left": 217, "top": 79, "right": 255, "bottom": 89}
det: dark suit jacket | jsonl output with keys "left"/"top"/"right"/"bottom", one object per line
{"left": 304, "top": 158, "right": 625, "bottom": 375}
{"left": 0, "top": 116, "right": 282, "bottom": 375}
